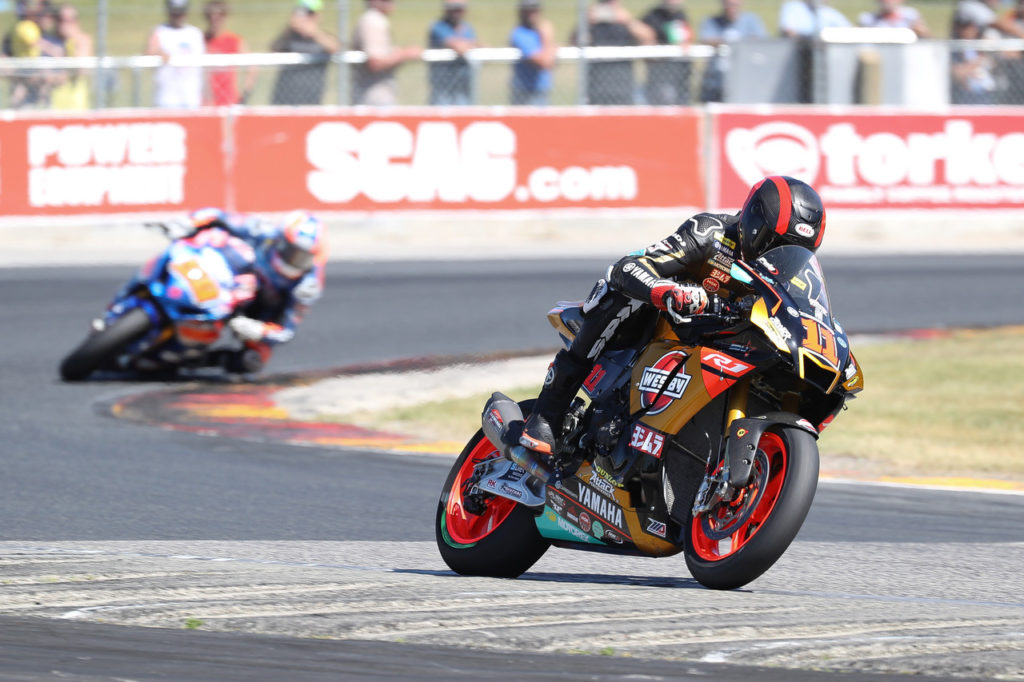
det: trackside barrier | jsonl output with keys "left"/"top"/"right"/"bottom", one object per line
{"left": 1, "top": 107, "right": 705, "bottom": 217}
{"left": 4, "top": 105, "right": 1024, "bottom": 219}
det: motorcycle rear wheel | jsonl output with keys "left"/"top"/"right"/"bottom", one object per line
{"left": 435, "top": 402, "right": 550, "bottom": 578}
{"left": 59, "top": 308, "right": 152, "bottom": 382}
{"left": 684, "top": 426, "right": 819, "bottom": 590}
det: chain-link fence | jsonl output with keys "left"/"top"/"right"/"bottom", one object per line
{"left": 4, "top": 0, "right": 1024, "bottom": 109}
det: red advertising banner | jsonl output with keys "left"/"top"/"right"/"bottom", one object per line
{"left": 712, "top": 107, "right": 1024, "bottom": 210}
{"left": 0, "top": 112, "right": 227, "bottom": 216}
{"left": 232, "top": 109, "right": 704, "bottom": 211}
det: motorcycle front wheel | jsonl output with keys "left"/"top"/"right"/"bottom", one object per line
{"left": 435, "top": 401, "right": 550, "bottom": 578}
{"left": 59, "top": 307, "right": 152, "bottom": 382}
{"left": 684, "top": 425, "right": 819, "bottom": 590}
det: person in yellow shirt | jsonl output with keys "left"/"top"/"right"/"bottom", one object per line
{"left": 51, "top": 4, "right": 93, "bottom": 110}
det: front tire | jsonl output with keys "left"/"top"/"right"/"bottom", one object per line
{"left": 435, "top": 402, "right": 550, "bottom": 578}
{"left": 684, "top": 426, "right": 819, "bottom": 590}
{"left": 59, "top": 308, "right": 153, "bottom": 381}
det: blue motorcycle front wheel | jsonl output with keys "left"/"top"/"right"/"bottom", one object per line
{"left": 59, "top": 308, "right": 152, "bottom": 381}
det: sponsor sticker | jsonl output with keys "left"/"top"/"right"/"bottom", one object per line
{"left": 646, "top": 519, "right": 667, "bottom": 538}
{"left": 638, "top": 351, "right": 691, "bottom": 415}
{"left": 702, "top": 277, "right": 720, "bottom": 293}
{"left": 629, "top": 423, "right": 666, "bottom": 458}
{"left": 588, "top": 470, "right": 617, "bottom": 497}
{"left": 701, "top": 350, "right": 754, "bottom": 377}
{"left": 709, "top": 268, "right": 731, "bottom": 284}
{"left": 794, "top": 222, "right": 815, "bottom": 238}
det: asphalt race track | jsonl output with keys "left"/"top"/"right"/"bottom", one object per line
{"left": 1, "top": 254, "right": 1023, "bottom": 681}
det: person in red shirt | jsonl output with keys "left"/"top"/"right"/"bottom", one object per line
{"left": 203, "top": 0, "right": 255, "bottom": 104}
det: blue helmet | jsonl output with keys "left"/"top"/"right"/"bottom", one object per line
{"left": 256, "top": 210, "right": 326, "bottom": 287}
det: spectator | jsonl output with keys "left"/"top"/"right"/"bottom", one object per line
{"left": 203, "top": 1, "right": 255, "bottom": 105}
{"left": 951, "top": 3, "right": 997, "bottom": 104}
{"left": 352, "top": 0, "right": 421, "bottom": 106}
{"left": 997, "top": 0, "right": 1024, "bottom": 103}
{"left": 953, "top": 0, "right": 1024, "bottom": 38}
{"left": 698, "top": 0, "right": 765, "bottom": 102}
{"left": 572, "top": 0, "right": 655, "bottom": 105}
{"left": 145, "top": 0, "right": 205, "bottom": 109}
{"left": 51, "top": 3, "right": 93, "bottom": 110}
{"left": 271, "top": 0, "right": 340, "bottom": 106}
{"left": 778, "top": 0, "right": 850, "bottom": 38}
{"left": 509, "top": 0, "right": 556, "bottom": 105}
{"left": 428, "top": 0, "right": 480, "bottom": 106}
{"left": 641, "top": 0, "right": 691, "bottom": 105}
{"left": 858, "top": 0, "right": 930, "bottom": 37}
{"left": 7, "top": 0, "right": 63, "bottom": 108}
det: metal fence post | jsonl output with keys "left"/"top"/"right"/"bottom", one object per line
{"left": 576, "top": 0, "right": 589, "bottom": 105}
{"left": 95, "top": 0, "right": 108, "bottom": 108}
{"left": 336, "top": 0, "right": 350, "bottom": 105}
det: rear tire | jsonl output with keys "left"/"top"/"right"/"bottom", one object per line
{"left": 59, "top": 308, "right": 153, "bottom": 382}
{"left": 435, "top": 401, "right": 550, "bottom": 578}
{"left": 684, "top": 426, "right": 819, "bottom": 590}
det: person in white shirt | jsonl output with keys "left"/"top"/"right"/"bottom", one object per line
{"left": 146, "top": 0, "right": 206, "bottom": 109}
{"left": 778, "top": 0, "right": 850, "bottom": 38}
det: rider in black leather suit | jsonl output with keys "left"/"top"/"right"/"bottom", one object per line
{"left": 520, "top": 175, "right": 828, "bottom": 457}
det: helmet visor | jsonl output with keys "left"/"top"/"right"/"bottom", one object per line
{"left": 273, "top": 240, "right": 314, "bottom": 279}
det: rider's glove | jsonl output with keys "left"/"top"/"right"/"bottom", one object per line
{"left": 229, "top": 316, "right": 267, "bottom": 343}
{"left": 149, "top": 219, "right": 195, "bottom": 242}
{"left": 652, "top": 283, "right": 709, "bottom": 317}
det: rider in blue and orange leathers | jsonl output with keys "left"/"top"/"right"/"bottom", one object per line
{"left": 158, "top": 207, "right": 328, "bottom": 372}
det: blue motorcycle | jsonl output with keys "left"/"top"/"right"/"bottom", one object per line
{"left": 60, "top": 226, "right": 258, "bottom": 381}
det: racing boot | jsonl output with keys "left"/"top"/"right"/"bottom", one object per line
{"left": 520, "top": 349, "right": 592, "bottom": 457}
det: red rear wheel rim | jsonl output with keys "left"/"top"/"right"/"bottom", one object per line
{"left": 691, "top": 432, "right": 788, "bottom": 562}
{"left": 444, "top": 438, "right": 517, "bottom": 546}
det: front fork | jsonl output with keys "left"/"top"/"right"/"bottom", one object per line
{"left": 693, "top": 378, "right": 752, "bottom": 515}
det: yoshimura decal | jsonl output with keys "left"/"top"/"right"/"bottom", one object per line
{"left": 629, "top": 423, "right": 666, "bottom": 458}
{"left": 638, "top": 351, "right": 691, "bottom": 415}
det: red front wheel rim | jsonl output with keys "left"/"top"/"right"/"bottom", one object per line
{"left": 444, "top": 438, "right": 517, "bottom": 546}
{"left": 691, "top": 432, "right": 788, "bottom": 562}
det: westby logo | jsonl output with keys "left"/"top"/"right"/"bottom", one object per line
{"left": 724, "top": 121, "right": 820, "bottom": 186}
{"left": 638, "top": 351, "right": 691, "bottom": 415}
{"left": 305, "top": 121, "right": 638, "bottom": 205}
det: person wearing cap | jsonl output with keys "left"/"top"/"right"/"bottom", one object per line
{"left": 145, "top": 0, "right": 206, "bottom": 109}
{"left": 428, "top": 0, "right": 480, "bottom": 106}
{"left": 509, "top": 0, "right": 557, "bottom": 105}
{"left": 271, "top": 0, "right": 341, "bottom": 106}
{"left": 6, "top": 0, "right": 65, "bottom": 108}
{"left": 352, "top": 0, "right": 422, "bottom": 105}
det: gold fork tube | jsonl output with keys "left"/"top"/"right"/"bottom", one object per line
{"left": 726, "top": 377, "right": 751, "bottom": 428}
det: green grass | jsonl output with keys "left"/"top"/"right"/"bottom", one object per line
{"left": 30, "top": 0, "right": 959, "bottom": 106}
{"left": 818, "top": 326, "right": 1024, "bottom": 479}
{"left": 346, "top": 327, "right": 1024, "bottom": 481}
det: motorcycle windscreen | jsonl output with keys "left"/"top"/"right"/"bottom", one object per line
{"left": 751, "top": 245, "right": 850, "bottom": 392}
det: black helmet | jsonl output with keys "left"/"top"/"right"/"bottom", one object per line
{"left": 737, "top": 176, "right": 826, "bottom": 261}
